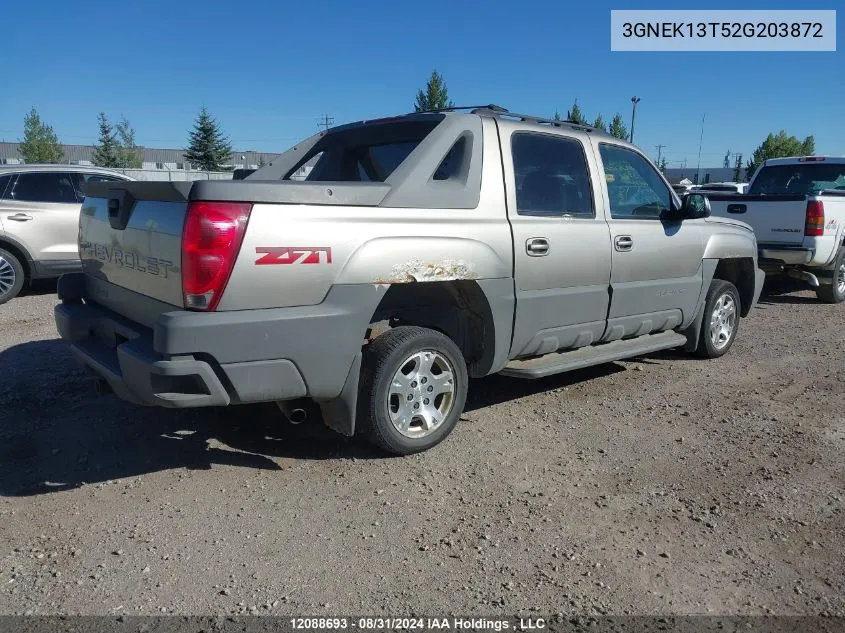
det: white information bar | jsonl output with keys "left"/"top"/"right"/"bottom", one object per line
{"left": 611, "top": 10, "right": 836, "bottom": 51}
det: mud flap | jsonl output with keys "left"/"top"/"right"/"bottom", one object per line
{"left": 681, "top": 304, "right": 706, "bottom": 352}
{"left": 317, "top": 353, "right": 361, "bottom": 437}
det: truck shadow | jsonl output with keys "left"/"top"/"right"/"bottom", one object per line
{"left": 0, "top": 339, "right": 622, "bottom": 497}
{"left": 22, "top": 279, "right": 59, "bottom": 297}
{"left": 756, "top": 277, "right": 820, "bottom": 305}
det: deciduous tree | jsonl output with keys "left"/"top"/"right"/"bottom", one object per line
{"left": 746, "top": 131, "right": 815, "bottom": 180}
{"left": 18, "top": 107, "right": 64, "bottom": 164}
{"left": 116, "top": 116, "right": 142, "bottom": 168}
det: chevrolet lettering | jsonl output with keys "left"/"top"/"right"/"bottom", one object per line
{"left": 81, "top": 241, "right": 173, "bottom": 278}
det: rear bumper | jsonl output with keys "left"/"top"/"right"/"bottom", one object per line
{"left": 758, "top": 245, "right": 814, "bottom": 266}
{"left": 54, "top": 273, "right": 376, "bottom": 410}
{"left": 55, "top": 301, "right": 308, "bottom": 408}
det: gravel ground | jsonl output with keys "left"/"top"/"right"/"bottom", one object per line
{"left": 0, "top": 280, "right": 843, "bottom": 618}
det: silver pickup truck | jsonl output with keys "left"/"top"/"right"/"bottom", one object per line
{"left": 54, "top": 106, "right": 765, "bottom": 454}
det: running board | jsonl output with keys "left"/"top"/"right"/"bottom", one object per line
{"left": 501, "top": 331, "right": 688, "bottom": 379}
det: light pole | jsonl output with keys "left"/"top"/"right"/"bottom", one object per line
{"left": 629, "top": 96, "right": 640, "bottom": 144}
{"left": 695, "top": 114, "right": 705, "bottom": 185}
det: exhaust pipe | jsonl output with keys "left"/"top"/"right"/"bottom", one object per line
{"left": 276, "top": 400, "right": 309, "bottom": 425}
{"left": 786, "top": 268, "right": 820, "bottom": 288}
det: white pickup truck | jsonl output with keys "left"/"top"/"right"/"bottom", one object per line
{"left": 708, "top": 156, "right": 845, "bottom": 303}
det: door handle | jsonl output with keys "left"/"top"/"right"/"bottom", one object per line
{"left": 727, "top": 204, "right": 747, "bottom": 214}
{"left": 526, "top": 237, "right": 550, "bottom": 257}
{"left": 7, "top": 213, "right": 33, "bottom": 222}
{"left": 614, "top": 235, "right": 633, "bottom": 252}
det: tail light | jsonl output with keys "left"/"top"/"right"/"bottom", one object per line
{"left": 804, "top": 200, "right": 825, "bottom": 237}
{"left": 182, "top": 201, "right": 252, "bottom": 311}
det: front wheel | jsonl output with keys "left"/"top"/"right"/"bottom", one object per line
{"left": 357, "top": 326, "right": 468, "bottom": 455}
{"left": 0, "top": 248, "right": 25, "bottom": 306}
{"left": 816, "top": 248, "right": 845, "bottom": 304}
{"left": 695, "top": 279, "right": 741, "bottom": 359}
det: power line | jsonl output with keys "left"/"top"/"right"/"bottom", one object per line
{"left": 654, "top": 144, "right": 666, "bottom": 165}
{"left": 318, "top": 114, "right": 334, "bottom": 131}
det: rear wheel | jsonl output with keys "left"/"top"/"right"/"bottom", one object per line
{"left": 695, "top": 279, "right": 740, "bottom": 359}
{"left": 0, "top": 248, "right": 25, "bottom": 305}
{"left": 357, "top": 326, "right": 468, "bottom": 455}
{"left": 816, "top": 248, "right": 845, "bottom": 304}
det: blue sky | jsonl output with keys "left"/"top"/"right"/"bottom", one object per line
{"left": 2, "top": 0, "right": 841, "bottom": 168}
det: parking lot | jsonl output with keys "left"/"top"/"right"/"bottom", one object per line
{"left": 0, "top": 281, "right": 843, "bottom": 617}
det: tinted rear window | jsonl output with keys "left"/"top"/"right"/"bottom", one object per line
{"left": 748, "top": 163, "right": 845, "bottom": 195}
{"left": 287, "top": 118, "right": 443, "bottom": 183}
{"left": 10, "top": 172, "right": 78, "bottom": 203}
{"left": 0, "top": 174, "right": 12, "bottom": 199}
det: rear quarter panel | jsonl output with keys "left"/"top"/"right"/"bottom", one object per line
{"left": 219, "top": 206, "right": 513, "bottom": 310}
{"left": 218, "top": 118, "right": 513, "bottom": 311}
{"left": 812, "top": 196, "right": 845, "bottom": 265}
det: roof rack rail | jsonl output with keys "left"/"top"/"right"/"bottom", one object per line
{"left": 416, "top": 104, "right": 510, "bottom": 114}
{"left": 407, "top": 104, "right": 601, "bottom": 133}
{"left": 490, "top": 110, "right": 594, "bottom": 129}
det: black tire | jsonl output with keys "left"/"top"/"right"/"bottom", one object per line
{"left": 695, "top": 279, "right": 741, "bottom": 359}
{"left": 0, "top": 247, "right": 25, "bottom": 306}
{"left": 816, "top": 247, "right": 845, "bottom": 304}
{"left": 357, "top": 326, "right": 468, "bottom": 455}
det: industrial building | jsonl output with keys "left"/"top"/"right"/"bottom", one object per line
{"left": 0, "top": 141, "right": 739, "bottom": 184}
{"left": 0, "top": 142, "right": 282, "bottom": 171}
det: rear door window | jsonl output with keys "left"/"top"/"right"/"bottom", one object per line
{"left": 511, "top": 132, "right": 595, "bottom": 217}
{"left": 9, "top": 172, "right": 79, "bottom": 203}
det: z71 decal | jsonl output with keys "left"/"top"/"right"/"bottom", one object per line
{"left": 255, "top": 247, "right": 332, "bottom": 265}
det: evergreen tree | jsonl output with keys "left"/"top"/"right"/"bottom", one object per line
{"left": 184, "top": 107, "right": 233, "bottom": 171}
{"left": 592, "top": 114, "right": 607, "bottom": 132}
{"left": 18, "top": 107, "right": 65, "bottom": 164}
{"left": 414, "top": 70, "right": 454, "bottom": 112}
{"left": 92, "top": 112, "right": 121, "bottom": 167}
{"left": 553, "top": 111, "right": 562, "bottom": 121}
{"left": 733, "top": 153, "right": 744, "bottom": 183}
{"left": 609, "top": 114, "right": 629, "bottom": 141}
{"left": 658, "top": 156, "right": 668, "bottom": 174}
{"left": 566, "top": 99, "right": 586, "bottom": 124}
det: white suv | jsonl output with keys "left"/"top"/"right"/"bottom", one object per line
{"left": 0, "top": 164, "right": 133, "bottom": 304}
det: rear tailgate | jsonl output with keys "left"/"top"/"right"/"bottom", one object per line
{"left": 707, "top": 194, "right": 807, "bottom": 245}
{"left": 79, "top": 181, "right": 191, "bottom": 310}
{"left": 78, "top": 179, "right": 392, "bottom": 322}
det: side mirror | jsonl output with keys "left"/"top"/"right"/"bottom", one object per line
{"left": 685, "top": 192, "right": 711, "bottom": 218}
{"left": 664, "top": 192, "right": 711, "bottom": 221}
